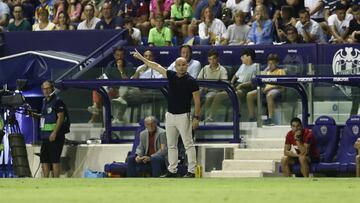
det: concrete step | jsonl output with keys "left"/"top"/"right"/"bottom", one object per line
{"left": 254, "top": 126, "right": 289, "bottom": 138}
{"left": 209, "top": 170, "right": 273, "bottom": 178}
{"left": 67, "top": 125, "right": 104, "bottom": 141}
{"left": 234, "top": 148, "right": 283, "bottom": 160}
{"left": 245, "top": 138, "right": 284, "bottom": 149}
{"left": 222, "top": 160, "right": 275, "bottom": 171}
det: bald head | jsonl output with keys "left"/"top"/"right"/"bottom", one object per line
{"left": 174, "top": 57, "right": 188, "bottom": 76}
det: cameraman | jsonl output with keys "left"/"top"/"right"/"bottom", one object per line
{"left": 30, "top": 80, "right": 69, "bottom": 178}
{"left": 281, "top": 117, "right": 319, "bottom": 177}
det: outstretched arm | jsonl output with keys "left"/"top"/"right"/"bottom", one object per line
{"left": 132, "top": 49, "right": 167, "bottom": 78}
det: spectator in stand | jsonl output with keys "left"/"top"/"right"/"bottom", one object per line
{"left": 53, "top": 0, "right": 67, "bottom": 24}
{"left": 33, "top": 7, "right": 56, "bottom": 31}
{"left": 274, "top": 0, "right": 304, "bottom": 19}
{"left": 226, "top": 0, "right": 252, "bottom": 17}
{"left": 284, "top": 25, "right": 305, "bottom": 43}
{"left": 247, "top": 53, "right": 286, "bottom": 125}
{"left": 120, "top": 0, "right": 150, "bottom": 36}
{"left": 347, "top": 5, "right": 360, "bottom": 43}
{"left": 132, "top": 50, "right": 163, "bottom": 79}
{"left": 251, "top": 0, "right": 276, "bottom": 20}
{"left": 354, "top": 138, "right": 360, "bottom": 177}
{"left": 124, "top": 17, "right": 142, "bottom": 45}
{"left": 168, "top": 45, "right": 201, "bottom": 78}
{"left": 197, "top": 49, "right": 228, "bottom": 122}
{"left": 274, "top": 5, "right": 297, "bottom": 42}
{"left": 67, "top": 0, "right": 82, "bottom": 24}
{"left": 198, "top": 6, "right": 227, "bottom": 45}
{"left": 87, "top": 46, "right": 134, "bottom": 123}
{"left": 7, "top": 4, "right": 31, "bottom": 31}
{"left": 54, "top": 11, "right": 72, "bottom": 30}
{"left": 148, "top": 15, "right": 172, "bottom": 46}
{"left": 324, "top": 0, "right": 353, "bottom": 21}
{"left": 193, "top": 0, "right": 222, "bottom": 20}
{"left": 295, "top": 9, "right": 327, "bottom": 43}
{"left": 247, "top": 4, "right": 273, "bottom": 45}
{"left": 18, "top": 0, "right": 35, "bottom": 24}
{"left": 0, "top": 0, "right": 10, "bottom": 30}
{"left": 221, "top": 10, "right": 250, "bottom": 45}
{"left": 126, "top": 116, "right": 167, "bottom": 177}
{"left": 95, "top": 1, "right": 123, "bottom": 29}
{"left": 281, "top": 117, "right": 320, "bottom": 177}
{"left": 149, "top": 0, "right": 173, "bottom": 26}
{"left": 77, "top": 3, "right": 100, "bottom": 30}
{"left": 166, "top": 0, "right": 193, "bottom": 44}
{"left": 305, "top": 0, "right": 325, "bottom": 22}
{"left": 204, "top": 48, "right": 257, "bottom": 122}
{"left": 328, "top": 3, "right": 353, "bottom": 43}
{"left": 107, "top": 0, "right": 124, "bottom": 17}
{"left": 35, "top": 0, "right": 54, "bottom": 22}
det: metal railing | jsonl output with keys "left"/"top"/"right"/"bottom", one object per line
{"left": 57, "top": 79, "right": 241, "bottom": 143}
{"left": 255, "top": 75, "right": 360, "bottom": 127}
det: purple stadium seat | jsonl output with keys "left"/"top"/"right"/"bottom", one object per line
{"left": 335, "top": 115, "right": 360, "bottom": 172}
{"left": 312, "top": 116, "right": 340, "bottom": 173}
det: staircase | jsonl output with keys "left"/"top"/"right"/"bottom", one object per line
{"left": 209, "top": 123, "right": 289, "bottom": 177}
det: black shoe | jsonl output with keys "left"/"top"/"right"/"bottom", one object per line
{"left": 183, "top": 172, "right": 195, "bottom": 178}
{"left": 160, "top": 171, "right": 179, "bottom": 178}
{"left": 248, "top": 118, "right": 257, "bottom": 122}
{"left": 263, "top": 118, "right": 275, "bottom": 126}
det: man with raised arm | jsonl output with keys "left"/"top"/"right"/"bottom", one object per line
{"left": 133, "top": 49, "right": 201, "bottom": 178}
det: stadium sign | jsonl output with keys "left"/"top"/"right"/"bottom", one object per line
{"left": 332, "top": 47, "right": 360, "bottom": 97}
{"left": 297, "top": 77, "right": 313, "bottom": 82}
{"left": 261, "top": 78, "right": 277, "bottom": 82}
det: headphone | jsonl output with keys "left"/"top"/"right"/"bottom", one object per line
{"left": 42, "top": 80, "right": 56, "bottom": 96}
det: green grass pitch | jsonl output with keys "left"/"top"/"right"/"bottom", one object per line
{"left": 0, "top": 178, "right": 360, "bottom": 203}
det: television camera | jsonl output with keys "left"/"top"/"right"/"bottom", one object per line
{"left": 0, "top": 79, "right": 32, "bottom": 177}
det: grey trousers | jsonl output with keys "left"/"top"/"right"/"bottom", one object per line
{"left": 165, "top": 112, "right": 196, "bottom": 173}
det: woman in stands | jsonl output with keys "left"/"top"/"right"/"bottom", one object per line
{"left": 247, "top": 4, "right": 273, "bottom": 44}
{"left": 198, "top": 6, "right": 227, "bottom": 45}
{"left": 33, "top": 7, "right": 56, "bottom": 31}
{"left": 67, "top": 0, "right": 82, "bottom": 24}
{"left": 53, "top": 0, "right": 68, "bottom": 25}
{"left": 55, "top": 11, "right": 71, "bottom": 30}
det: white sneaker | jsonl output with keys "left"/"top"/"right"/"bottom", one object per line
{"left": 112, "top": 118, "right": 121, "bottom": 124}
{"left": 111, "top": 97, "right": 127, "bottom": 105}
{"left": 87, "top": 106, "right": 100, "bottom": 115}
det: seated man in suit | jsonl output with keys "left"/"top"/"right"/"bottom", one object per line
{"left": 127, "top": 116, "right": 167, "bottom": 177}
{"left": 355, "top": 138, "right": 360, "bottom": 177}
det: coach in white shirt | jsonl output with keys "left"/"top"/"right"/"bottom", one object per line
{"left": 168, "top": 45, "right": 201, "bottom": 79}
{"left": 77, "top": 4, "right": 100, "bottom": 30}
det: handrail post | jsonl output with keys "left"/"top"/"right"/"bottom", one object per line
{"left": 256, "top": 63, "right": 263, "bottom": 127}
{"left": 307, "top": 63, "right": 314, "bottom": 124}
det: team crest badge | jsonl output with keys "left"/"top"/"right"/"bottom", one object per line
{"left": 320, "top": 125, "right": 328, "bottom": 135}
{"left": 352, "top": 125, "right": 359, "bottom": 135}
{"left": 332, "top": 47, "right": 360, "bottom": 97}
{"left": 47, "top": 107, "right": 52, "bottom": 114}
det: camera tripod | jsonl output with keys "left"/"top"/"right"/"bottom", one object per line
{"left": 0, "top": 108, "right": 32, "bottom": 177}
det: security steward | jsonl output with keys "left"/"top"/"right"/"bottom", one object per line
{"left": 30, "top": 80, "right": 70, "bottom": 178}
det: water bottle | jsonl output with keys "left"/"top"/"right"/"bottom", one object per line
{"left": 195, "top": 165, "right": 202, "bottom": 178}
